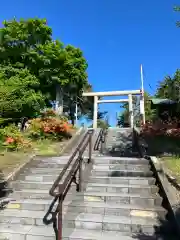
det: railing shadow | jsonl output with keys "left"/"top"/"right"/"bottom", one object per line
{"left": 43, "top": 196, "right": 59, "bottom": 239}
{"left": 133, "top": 127, "right": 180, "bottom": 239}
{"left": 132, "top": 206, "right": 180, "bottom": 239}
{"left": 0, "top": 169, "right": 13, "bottom": 209}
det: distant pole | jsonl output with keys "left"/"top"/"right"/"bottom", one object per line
{"left": 140, "top": 64, "right": 145, "bottom": 124}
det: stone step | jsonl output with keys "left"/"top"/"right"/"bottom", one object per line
{"left": 70, "top": 191, "right": 162, "bottom": 207}
{"left": 93, "top": 157, "right": 149, "bottom": 165}
{"left": 9, "top": 189, "right": 162, "bottom": 207}
{"left": 92, "top": 164, "right": 150, "bottom": 171}
{"left": 17, "top": 172, "right": 80, "bottom": 182}
{"left": 10, "top": 180, "right": 76, "bottom": 190}
{"left": 85, "top": 183, "right": 159, "bottom": 194}
{"left": 0, "top": 223, "right": 55, "bottom": 240}
{"left": 87, "top": 176, "right": 156, "bottom": 185}
{"left": 11, "top": 179, "right": 158, "bottom": 194}
{"left": 62, "top": 228, "right": 137, "bottom": 240}
{"left": 0, "top": 209, "right": 164, "bottom": 233}
{"left": 63, "top": 213, "right": 163, "bottom": 233}
{"left": 0, "top": 224, "right": 163, "bottom": 240}
{"left": 5, "top": 198, "right": 166, "bottom": 219}
{"left": 22, "top": 167, "right": 71, "bottom": 175}
{"left": 17, "top": 174, "right": 58, "bottom": 182}
{"left": 91, "top": 169, "right": 153, "bottom": 177}
{"left": 26, "top": 162, "right": 70, "bottom": 169}
{"left": 9, "top": 188, "right": 77, "bottom": 200}
{"left": 28, "top": 157, "right": 90, "bottom": 169}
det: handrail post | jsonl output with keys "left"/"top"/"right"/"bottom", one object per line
{"left": 103, "top": 129, "right": 107, "bottom": 152}
{"left": 88, "top": 133, "right": 92, "bottom": 164}
{"left": 78, "top": 155, "right": 83, "bottom": 192}
{"left": 57, "top": 193, "right": 63, "bottom": 240}
{"left": 100, "top": 131, "right": 104, "bottom": 154}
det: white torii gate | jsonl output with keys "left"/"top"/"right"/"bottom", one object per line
{"left": 82, "top": 90, "right": 145, "bottom": 128}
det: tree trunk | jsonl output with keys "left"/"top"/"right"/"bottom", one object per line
{"left": 70, "top": 112, "right": 75, "bottom": 125}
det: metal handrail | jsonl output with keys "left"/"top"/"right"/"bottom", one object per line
{"left": 48, "top": 129, "right": 94, "bottom": 240}
{"left": 94, "top": 128, "right": 107, "bottom": 154}
{"left": 94, "top": 128, "right": 103, "bottom": 151}
{"left": 49, "top": 129, "right": 93, "bottom": 197}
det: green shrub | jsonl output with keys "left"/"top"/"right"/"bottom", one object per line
{"left": 0, "top": 124, "right": 31, "bottom": 151}
{"left": 28, "top": 116, "right": 73, "bottom": 140}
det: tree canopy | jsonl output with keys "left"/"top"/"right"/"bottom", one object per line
{"left": 0, "top": 18, "right": 91, "bottom": 124}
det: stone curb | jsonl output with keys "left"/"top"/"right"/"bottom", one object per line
{"left": 6, "top": 154, "right": 36, "bottom": 182}
{"left": 5, "top": 127, "right": 84, "bottom": 182}
{"left": 165, "top": 173, "right": 180, "bottom": 191}
{"left": 146, "top": 155, "right": 180, "bottom": 237}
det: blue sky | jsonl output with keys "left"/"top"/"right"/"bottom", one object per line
{"left": 1, "top": 0, "right": 180, "bottom": 126}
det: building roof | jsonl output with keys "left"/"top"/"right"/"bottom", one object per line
{"left": 150, "top": 98, "right": 176, "bottom": 105}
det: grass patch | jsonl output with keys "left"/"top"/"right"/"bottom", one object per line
{"left": 0, "top": 138, "right": 69, "bottom": 178}
{"left": 0, "top": 151, "right": 30, "bottom": 177}
{"left": 31, "top": 139, "right": 68, "bottom": 156}
{"left": 161, "top": 156, "right": 180, "bottom": 182}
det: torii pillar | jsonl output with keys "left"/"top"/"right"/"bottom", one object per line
{"left": 93, "top": 96, "right": 98, "bottom": 129}
{"left": 128, "top": 94, "right": 133, "bottom": 128}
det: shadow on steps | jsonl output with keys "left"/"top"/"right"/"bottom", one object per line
{"left": 105, "top": 131, "right": 139, "bottom": 158}
{"left": 0, "top": 170, "right": 11, "bottom": 199}
{"left": 131, "top": 194, "right": 180, "bottom": 240}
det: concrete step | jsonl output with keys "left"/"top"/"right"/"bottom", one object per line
{"left": 63, "top": 212, "right": 163, "bottom": 233}
{"left": 85, "top": 183, "right": 159, "bottom": 194}
{"left": 92, "top": 164, "right": 150, "bottom": 171}
{"left": 9, "top": 189, "right": 162, "bottom": 207}
{"left": 62, "top": 227, "right": 176, "bottom": 240}
{"left": 11, "top": 181, "right": 158, "bottom": 195}
{"left": 5, "top": 198, "right": 167, "bottom": 219}
{"left": 63, "top": 228, "right": 136, "bottom": 240}
{"left": 0, "top": 209, "right": 164, "bottom": 232}
{"left": 70, "top": 191, "right": 162, "bottom": 207}
{"left": 9, "top": 189, "right": 53, "bottom": 200}
{"left": 17, "top": 172, "right": 80, "bottom": 182}
{"left": 0, "top": 223, "right": 55, "bottom": 240}
{"left": 91, "top": 169, "right": 153, "bottom": 177}
{"left": 87, "top": 176, "right": 156, "bottom": 185}
{"left": 17, "top": 174, "right": 58, "bottom": 182}
{"left": 9, "top": 187, "right": 77, "bottom": 200}
{"left": 22, "top": 167, "right": 71, "bottom": 175}
{"left": 0, "top": 224, "right": 166, "bottom": 240}
{"left": 10, "top": 180, "right": 74, "bottom": 190}
{"left": 93, "top": 157, "right": 149, "bottom": 165}
{"left": 17, "top": 174, "right": 156, "bottom": 185}
{"left": 26, "top": 162, "right": 69, "bottom": 169}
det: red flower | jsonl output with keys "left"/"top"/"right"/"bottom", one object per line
{"left": 5, "top": 137, "right": 15, "bottom": 144}
{"left": 43, "top": 126, "right": 51, "bottom": 133}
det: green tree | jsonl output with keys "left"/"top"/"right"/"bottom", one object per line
{"left": 120, "top": 91, "right": 154, "bottom": 126}
{"left": 156, "top": 70, "right": 180, "bottom": 102}
{"left": 0, "top": 19, "right": 88, "bottom": 100}
{"left": 0, "top": 67, "right": 44, "bottom": 124}
{"left": 89, "top": 119, "right": 110, "bottom": 129}
{"left": 0, "top": 18, "right": 89, "bottom": 123}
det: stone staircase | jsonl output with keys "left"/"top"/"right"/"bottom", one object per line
{"left": 0, "top": 128, "right": 178, "bottom": 239}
